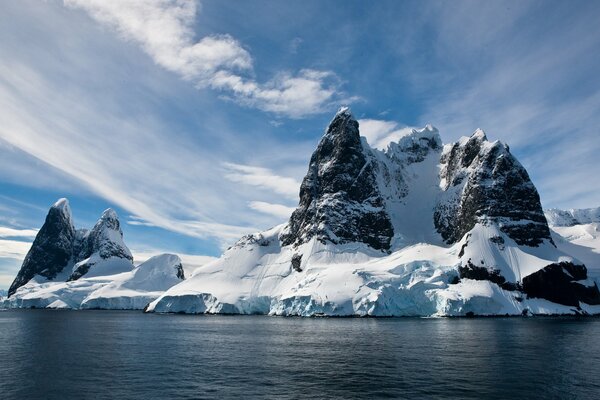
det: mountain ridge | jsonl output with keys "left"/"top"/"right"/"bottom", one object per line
{"left": 5, "top": 109, "right": 600, "bottom": 315}
{"left": 145, "top": 108, "right": 600, "bottom": 316}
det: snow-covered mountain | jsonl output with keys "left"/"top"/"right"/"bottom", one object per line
{"left": 546, "top": 207, "right": 600, "bottom": 279}
{"left": 147, "top": 108, "right": 600, "bottom": 316}
{"left": 4, "top": 200, "right": 185, "bottom": 309}
{"left": 5, "top": 109, "right": 600, "bottom": 316}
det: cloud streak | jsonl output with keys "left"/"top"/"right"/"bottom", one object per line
{"left": 248, "top": 201, "right": 295, "bottom": 220}
{"left": 223, "top": 162, "right": 300, "bottom": 201}
{"left": 65, "top": 0, "right": 346, "bottom": 118}
{"left": 0, "top": 227, "right": 38, "bottom": 239}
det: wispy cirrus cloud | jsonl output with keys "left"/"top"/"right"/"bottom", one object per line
{"left": 248, "top": 201, "right": 295, "bottom": 220}
{"left": 223, "top": 162, "right": 300, "bottom": 201}
{"left": 0, "top": 227, "right": 38, "bottom": 239}
{"left": 65, "top": 0, "right": 347, "bottom": 118}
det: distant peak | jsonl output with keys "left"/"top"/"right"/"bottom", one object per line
{"left": 52, "top": 198, "right": 70, "bottom": 210}
{"left": 471, "top": 128, "right": 487, "bottom": 141}
{"left": 94, "top": 208, "right": 122, "bottom": 233}
{"left": 101, "top": 208, "right": 118, "bottom": 220}
{"left": 50, "top": 198, "right": 73, "bottom": 222}
{"left": 336, "top": 106, "right": 352, "bottom": 117}
{"left": 424, "top": 124, "right": 438, "bottom": 132}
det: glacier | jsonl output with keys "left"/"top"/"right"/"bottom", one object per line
{"left": 3, "top": 254, "right": 185, "bottom": 310}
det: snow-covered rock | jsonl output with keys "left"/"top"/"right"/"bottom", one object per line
{"left": 545, "top": 207, "right": 600, "bottom": 227}
{"left": 3, "top": 201, "right": 187, "bottom": 310}
{"left": 8, "top": 198, "right": 76, "bottom": 297}
{"left": 7, "top": 200, "right": 134, "bottom": 297}
{"left": 68, "top": 208, "right": 133, "bottom": 281}
{"left": 147, "top": 109, "right": 600, "bottom": 316}
{"left": 3, "top": 254, "right": 185, "bottom": 310}
{"left": 546, "top": 208, "right": 600, "bottom": 279}
{"left": 7, "top": 109, "right": 600, "bottom": 316}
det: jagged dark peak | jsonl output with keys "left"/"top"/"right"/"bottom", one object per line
{"left": 435, "top": 131, "right": 552, "bottom": 247}
{"left": 8, "top": 198, "right": 76, "bottom": 297}
{"left": 280, "top": 108, "right": 393, "bottom": 251}
{"left": 96, "top": 208, "right": 122, "bottom": 233}
{"left": 75, "top": 208, "right": 132, "bottom": 263}
{"left": 471, "top": 128, "right": 487, "bottom": 141}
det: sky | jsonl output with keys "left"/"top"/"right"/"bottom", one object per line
{"left": 1, "top": 0, "right": 600, "bottom": 289}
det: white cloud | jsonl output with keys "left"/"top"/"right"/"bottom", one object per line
{"left": 64, "top": 0, "right": 252, "bottom": 81}
{"left": 0, "top": 227, "right": 38, "bottom": 239}
{"left": 0, "top": 239, "right": 31, "bottom": 259}
{"left": 0, "top": 55, "right": 269, "bottom": 246}
{"left": 248, "top": 201, "right": 295, "bottom": 220}
{"left": 223, "top": 162, "right": 300, "bottom": 201}
{"left": 65, "top": 0, "right": 344, "bottom": 118}
{"left": 358, "top": 119, "right": 415, "bottom": 150}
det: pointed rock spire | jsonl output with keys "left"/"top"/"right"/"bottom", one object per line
{"left": 280, "top": 108, "right": 393, "bottom": 251}
{"left": 8, "top": 199, "right": 76, "bottom": 296}
{"left": 68, "top": 208, "right": 133, "bottom": 281}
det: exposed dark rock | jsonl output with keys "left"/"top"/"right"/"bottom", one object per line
{"left": 291, "top": 254, "right": 303, "bottom": 272}
{"left": 435, "top": 131, "right": 553, "bottom": 247}
{"left": 458, "top": 259, "right": 520, "bottom": 291}
{"left": 522, "top": 262, "right": 600, "bottom": 306}
{"left": 9, "top": 201, "right": 134, "bottom": 294}
{"left": 280, "top": 107, "right": 394, "bottom": 251}
{"left": 175, "top": 261, "right": 185, "bottom": 280}
{"left": 232, "top": 232, "right": 271, "bottom": 249}
{"left": 489, "top": 235, "right": 505, "bottom": 249}
{"left": 8, "top": 199, "right": 75, "bottom": 297}
{"left": 68, "top": 209, "right": 132, "bottom": 281}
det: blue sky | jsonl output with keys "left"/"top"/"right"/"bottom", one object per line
{"left": 1, "top": 0, "right": 600, "bottom": 289}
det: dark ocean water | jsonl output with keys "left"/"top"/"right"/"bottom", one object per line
{"left": 0, "top": 310, "right": 599, "bottom": 399}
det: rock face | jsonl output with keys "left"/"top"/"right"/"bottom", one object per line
{"left": 435, "top": 130, "right": 553, "bottom": 247}
{"left": 8, "top": 199, "right": 75, "bottom": 297}
{"left": 144, "top": 109, "right": 600, "bottom": 316}
{"left": 522, "top": 262, "right": 600, "bottom": 306}
{"left": 280, "top": 107, "right": 394, "bottom": 251}
{"left": 8, "top": 199, "right": 134, "bottom": 297}
{"left": 68, "top": 209, "right": 133, "bottom": 281}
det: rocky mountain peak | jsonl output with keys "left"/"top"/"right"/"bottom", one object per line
{"left": 96, "top": 208, "right": 122, "bottom": 233}
{"left": 8, "top": 199, "right": 76, "bottom": 296}
{"left": 435, "top": 131, "right": 553, "bottom": 247}
{"left": 68, "top": 208, "right": 133, "bottom": 281}
{"left": 8, "top": 199, "right": 135, "bottom": 295}
{"left": 280, "top": 108, "right": 394, "bottom": 251}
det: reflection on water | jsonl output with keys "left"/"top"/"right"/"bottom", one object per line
{"left": 1, "top": 310, "right": 599, "bottom": 399}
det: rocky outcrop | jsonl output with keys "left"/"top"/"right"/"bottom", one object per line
{"left": 8, "top": 199, "right": 75, "bottom": 297}
{"left": 522, "top": 262, "right": 600, "bottom": 306}
{"left": 280, "top": 107, "right": 394, "bottom": 251}
{"left": 8, "top": 199, "right": 134, "bottom": 296}
{"left": 68, "top": 209, "right": 133, "bottom": 281}
{"left": 435, "top": 130, "right": 553, "bottom": 247}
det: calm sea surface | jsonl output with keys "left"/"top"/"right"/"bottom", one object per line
{"left": 0, "top": 310, "right": 599, "bottom": 399}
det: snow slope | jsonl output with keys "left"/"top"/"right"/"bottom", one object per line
{"left": 3, "top": 254, "right": 185, "bottom": 310}
{"left": 546, "top": 208, "right": 600, "bottom": 279}
{"left": 147, "top": 222, "right": 593, "bottom": 316}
